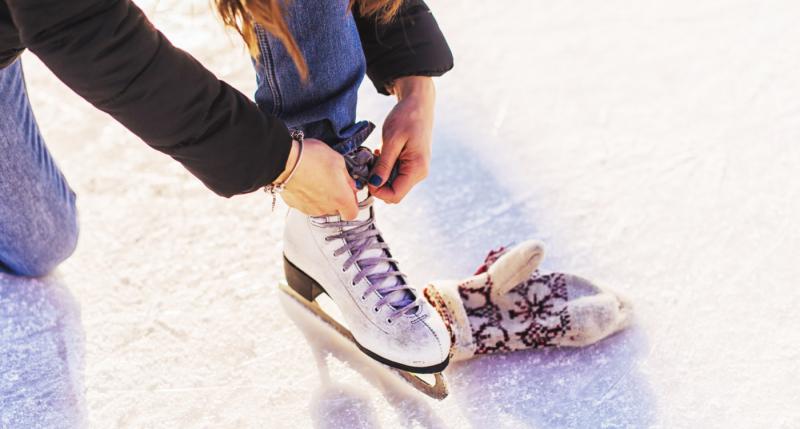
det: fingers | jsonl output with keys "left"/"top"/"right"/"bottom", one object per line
{"left": 338, "top": 202, "right": 359, "bottom": 220}
{"left": 371, "top": 172, "right": 411, "bottom": 203}
{"left": 304, "top": 187, "right": 357, "bottom": 219}
{"left": 282, "top": 144, "right": 358, "bottom": 219}
{"left": 369, "top": 132, "right": 404, "bottom": 188}
{"left": 335, "top": 171, "right": 359, "bottom": 220}
{"left": 371, "top": 155, "right": 428, "bottom": 203}
{"left": 323, "top": 148, "right": 357, "bottom": 219}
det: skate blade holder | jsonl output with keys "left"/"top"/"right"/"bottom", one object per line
{"left": 279, "top": 282, "right": 450, "bottom": 400}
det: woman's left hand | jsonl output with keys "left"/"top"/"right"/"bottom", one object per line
{"left": 368, "top": 76, "right": 435, "bottom": 203}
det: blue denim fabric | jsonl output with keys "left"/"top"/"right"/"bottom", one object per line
{"left": 0, "top": 60, "right": 79, "bottom": 277}
{"left": 253, "top": 0, "right": 371, "bottom": 147}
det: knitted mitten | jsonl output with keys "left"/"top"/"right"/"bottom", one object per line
{"left": 424, "top": 240, "right": 633, "bottom": 362}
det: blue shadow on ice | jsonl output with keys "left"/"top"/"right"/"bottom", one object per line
{"left": 448, "top": 328, "right": 655, "bottom": 428}
{"left": 384, "top": 128, "right": 547, "bottom": 280}
{"left": 279, "top": 292, "right": 451, "bottom": 429}
{"left": 0, "top": 273, "right": 86, "bottom": 428}
{"left": 390, "top": 123, "right": 657, "bottom": 428}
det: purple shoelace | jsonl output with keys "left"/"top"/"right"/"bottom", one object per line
{"left": 316, "top": 196, "right": 419, "bottom": 320}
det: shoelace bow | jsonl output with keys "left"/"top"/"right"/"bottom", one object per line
{"left": 317, "top": 196, "right": 420, "bottom": 320}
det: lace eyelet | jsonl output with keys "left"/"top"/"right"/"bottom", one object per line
{"left": 373, "top": 307, "right": 379, "bottom": 313}
{"left": 351, "top": 280, "right": 356, "bottom": 286}
{"left": 360, "top": 295, "right": 366, "bottom": 301}
{"left": 386, "top": 318, "right": 393, "bottom": 324}
{"left": 342, "top": 267, "right": 346, "bottom": 273}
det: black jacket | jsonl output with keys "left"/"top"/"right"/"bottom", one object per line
{"left": 0, "top": 0, "right": 452, "bottom": 197}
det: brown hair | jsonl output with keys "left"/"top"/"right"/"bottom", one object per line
{"left": 215, "top": 0, "right": 403, "bottom": 79}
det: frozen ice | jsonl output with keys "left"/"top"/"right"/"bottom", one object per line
{"left": 0, "top": 274, "right": 86, "bottom": 428}
{"left": 2, "top": 0, "right": 799, "bottom": 427}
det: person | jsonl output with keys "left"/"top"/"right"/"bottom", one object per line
{"left": 239, "top": 0, "right": 454, "bottom": 372}
{"left": 0, "top": 0, "right": 453, "bottom": 372}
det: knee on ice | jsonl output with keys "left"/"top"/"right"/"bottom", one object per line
{"left": 2, "top": 212, "right": 79, "bottom": 277}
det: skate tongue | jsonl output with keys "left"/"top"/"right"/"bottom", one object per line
{"left": 372, "top": 268, "right": 415, "bottom": 310}
{"left": 314, "top": 189, "right": 370, "bottom": 223}
{"left": 356, "top": 242, "right": 416, "bottom": 310}
{"left": 378, "top": 277, "right": 415, "bottom": 309}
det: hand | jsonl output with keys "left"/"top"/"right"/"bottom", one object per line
{"left": 275, "top": 138, "right": 359, "bottom": 220}
{"left": 368, "top": 76, "right": 435, "bottom": 203}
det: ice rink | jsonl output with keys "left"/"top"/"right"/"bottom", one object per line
{"left": 2, "top": 0, "right": 799, "bottom": 427}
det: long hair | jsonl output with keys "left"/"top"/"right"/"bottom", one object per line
{"left": 215, "top": 0, "right": 403, "bottom": 79}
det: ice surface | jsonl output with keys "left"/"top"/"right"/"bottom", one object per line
{"left": 0, "top": 274, "right": 86, "bottom": 428}
{"left": 2, "top": 0, "right": 799, "bottom": 427}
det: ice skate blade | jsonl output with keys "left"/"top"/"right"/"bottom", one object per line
{"left": 279, "top": 281, "right": 450, "bottom": 400}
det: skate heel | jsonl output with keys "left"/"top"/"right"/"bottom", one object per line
{"left": 284, "top": 255, "right": 326, "bottom": 301}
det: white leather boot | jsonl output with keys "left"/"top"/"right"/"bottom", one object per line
{"left": 283, "top": 190, "right": 451, "bottom": 373}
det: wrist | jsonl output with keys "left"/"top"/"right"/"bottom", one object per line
{"left": 273, "top": 139, "right": 300, "bottom": 184}
{"left": 390, "top": 76, "right": 435, "bottom": 101}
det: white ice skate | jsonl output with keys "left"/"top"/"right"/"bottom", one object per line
{"left": 280, "top": 187, "right": 451, "bottom": 399}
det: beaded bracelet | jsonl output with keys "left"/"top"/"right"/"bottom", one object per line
{"left": 264, "top": 129, "right": 304, "bottom": 211}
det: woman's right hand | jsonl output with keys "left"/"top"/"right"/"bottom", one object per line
{"left": 275, "top": 138, "right": 359, "bottom": 220}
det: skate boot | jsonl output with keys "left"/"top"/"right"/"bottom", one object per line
{"left": 282, "top": 188, "right": 451, "bottom": 374}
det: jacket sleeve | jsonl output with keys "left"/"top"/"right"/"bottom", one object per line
{"left": 7, "top": 0, "right": 291, "bottom": 198}
{"left": 354, "top": 0, "right": 454, "bottom": 95}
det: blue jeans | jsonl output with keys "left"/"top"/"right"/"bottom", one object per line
{"left": 0, "top": 60, "right": 79, "bottom": 277}
{"left": 253, "top": 0, "right": 372, "bottom": 150}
